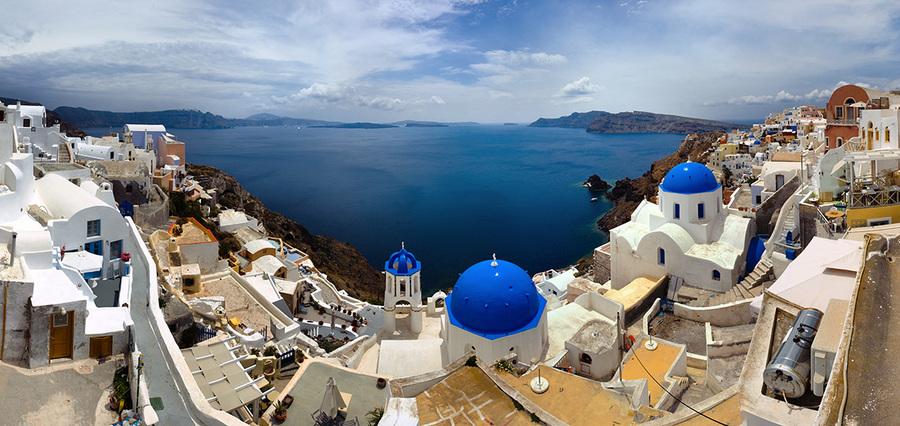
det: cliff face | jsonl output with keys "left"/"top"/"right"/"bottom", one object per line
{"left": 587, "top": 111, "right": 748, "bottom": 134}
{"left": 187, "top": 164, "right": 384, "bottom": 302}
{"left": 54, "top": 106, "right": 234, "bottom": 129}
{"left": 597, "top": 131, "right": 722, "bottom": 232}
{"left": 529, "top": 110, "right": 748, "bottom": 134}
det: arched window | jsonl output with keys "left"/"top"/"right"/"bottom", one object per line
{"left": 712, "top": 270, "right": 721, "bottom": 281}
{"left": 110, "top": 151, "right": 115, "bottom": 159}
{"left": 580, "top": 353, "right": 593, "bottom": 364}
{"left": 674, "top": 203, "right": 680, "bottom": 219}
{"left": 837, "top": 138, "right": 843, "bottom": 147}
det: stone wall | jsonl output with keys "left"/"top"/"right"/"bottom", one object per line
{"left": 755, "top": 174, "right": 800, "bottom": 235}
{"left": 134, "top": 184, "right": 169, "bottom": 231}
{"left": 592, "top": 244, "right": 611, "bottom": 284}
{"left": 0, "top": 280, "right": 34, "bottom": 365}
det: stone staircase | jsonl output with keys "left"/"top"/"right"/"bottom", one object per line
{"left": 57, "top": 140, "right": 73, "bottom": 163}
{"left": 674, "top": 258, "right": 774, "bottom": 307}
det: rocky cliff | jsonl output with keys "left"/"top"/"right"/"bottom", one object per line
{"left": 187, "top": 164, "right": 384, "bottom": 302}
{"left": 597, "top": 131, "right": 723, "bottom": 232}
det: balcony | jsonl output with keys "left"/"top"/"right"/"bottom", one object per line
{"left": 827, "top": 119, "right": 858, "bottom": 126}
{"left": 847, "top": 185, "right": 900, "bottom": 208}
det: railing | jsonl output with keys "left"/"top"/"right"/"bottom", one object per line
{"left": 827, "top": 119, "right": 858, "bottom": 126}
{"left": 845, "top": 141, "right": 867, "bottom": 151}
{"left": 278, "top": 348, "right": 296, "bottom": 366}
{"left": 197, "top": 326, "right": 217, "bottom": 343}
{"left": 848, "top": 186, "right": 900, "bottom": 208}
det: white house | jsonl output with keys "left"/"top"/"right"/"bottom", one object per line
{"left": 609, "top": 162, "right": 753, "bottom": 292}
{"left": 0, "top": 102, "right": 134, "bottom": 368}
{"left": 123, "top": 124, "right": 166, "bottom": 150}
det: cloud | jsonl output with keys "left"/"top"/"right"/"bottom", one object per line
{"left": 555, "top": 77, "right": 604, "bottom": 98}
{"left": 469, "top": 49, "right": 568, "bottom": 87}
{"left": 706, "top": 87, "right": 834, "bottom": 106}
{"left": 276, "top": 82, "right": 447, "bottom": 111}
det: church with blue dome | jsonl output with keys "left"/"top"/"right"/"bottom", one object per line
{"left": 607, "top": 161, "right": 754, "bottom": 293}
{"left": 441, "top": 255, "right": 549, "bottom": 365}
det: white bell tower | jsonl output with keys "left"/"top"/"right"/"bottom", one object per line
{"left": 383, "top": 243, "right": 424, "bottom": 334}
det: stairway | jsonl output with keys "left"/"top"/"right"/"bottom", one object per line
{"left": 57, "top": 140, "right": 73, "bottom": 163}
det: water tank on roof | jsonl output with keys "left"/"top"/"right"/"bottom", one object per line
{"left": 763, "top": 309, "right": 823, "bottom": 398}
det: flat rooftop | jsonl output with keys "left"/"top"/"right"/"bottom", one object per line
{"left": 415, "top": 366, "right": 532, "bottom": 425}
{"left": 173, "top": 220, "right": 216, "bottom": 244}
{"left": 621, "top": 339, "right": 682, "bottom": 406}
{"left": 501, "top": 365, "right": 652, "bottom": 425}
{"left": 275, "top": 360, "right": 388, "bottom": 425}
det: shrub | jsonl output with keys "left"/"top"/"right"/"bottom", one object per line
{"left": 465, "top": 356, "right": 477, "bottom": 367}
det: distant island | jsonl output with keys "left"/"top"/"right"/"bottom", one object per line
{"left": 51, "top": 106, "right": 480, "bottom": 130}
{"left": 503, "top": 123, "right": 518, "bottom": 126}
{"left": 52, "top": 107, "right": 341, "bottom": 129}
{"left": 529, "top": 110, "right": 750, "bottom": 134}
{"left": 405, "top": 123, "right": 449, "bottom": 128}
{"left": 309, "top": 122, "right": 398, "bottom": 129}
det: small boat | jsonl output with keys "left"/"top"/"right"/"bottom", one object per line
{"left": 590, "top": 197, "right": 598, "bottom": 202}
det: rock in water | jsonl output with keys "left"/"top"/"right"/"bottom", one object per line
{"left": 584, "top": 174, "right": 612, "bottom": 192}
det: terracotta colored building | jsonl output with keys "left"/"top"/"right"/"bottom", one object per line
{"left": 824, "top": 84, "right": 888, "bottom": 149}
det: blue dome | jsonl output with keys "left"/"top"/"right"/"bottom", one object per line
{"left": 385, "top": 248, "right": 420, "bottom": 275}
{"left": 446, "top": 258, "right": 546, "bottom": 339}
{"left": 659, "top": 162, "right": 720, "bottom": 194}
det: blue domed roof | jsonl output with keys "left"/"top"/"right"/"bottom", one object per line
{"left": 446, "top": 258, "right": 546, "bottom": 339}
{"left": 659, "top": 162, "right": 720, "bottom": 194}
{"left": 385, "top": 248, "right": 420, "bottom": 276}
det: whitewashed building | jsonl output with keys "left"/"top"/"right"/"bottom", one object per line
{"left": 609, "top": 162, "right": 753, "bottom": 292}
{"left": 0, "top": 102, "right": 135, "bottom": 368}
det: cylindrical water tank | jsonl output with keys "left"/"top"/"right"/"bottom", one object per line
{"left": 763, "top": 308, "right": 823, "bottom": 398}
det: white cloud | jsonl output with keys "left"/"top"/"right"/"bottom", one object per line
{"left": 555, "top": 77, "right": 603, "bottom": 98}
{"left": 708, "top": 86, "right": 834, "bottom": 106}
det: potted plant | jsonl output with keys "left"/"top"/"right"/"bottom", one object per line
{"left": 120, "top": 252, "right": 131, "bottom": 262}
{"left": 272, "top": 400, "right": 287, "bottom": 423}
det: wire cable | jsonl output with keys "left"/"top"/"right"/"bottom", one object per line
{"left": 630, "top": 349, "right": 729, "bottom": 425}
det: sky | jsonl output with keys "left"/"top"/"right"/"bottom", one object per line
{"left": 2, "top": 0, "right": 900, "bottom": 123}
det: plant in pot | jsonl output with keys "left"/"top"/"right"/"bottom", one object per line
{"left": 273, "top": 400, "right": 288, "bottom": 423}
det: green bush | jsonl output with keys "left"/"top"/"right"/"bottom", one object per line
{"left": 465, "top": 356, "right": 477, "bottom": 367}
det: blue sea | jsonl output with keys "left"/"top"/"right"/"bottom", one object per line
{"left": 87, "top": 125, "right": 684, "bottom": 294}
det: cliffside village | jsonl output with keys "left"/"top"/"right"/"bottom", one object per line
{"left": 0, "top": 83, "right": 898, "bottom": 425}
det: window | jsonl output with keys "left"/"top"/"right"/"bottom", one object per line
{"left": 22, "top": 118, "right": 31, "bottom": 128}
{"left": 85, "top": 240, "right": 102, "bottom": 256}
{"left": 775, "top": 174, "right": 785, "bottom": 190}
{"left": 658, "top": 248, "right": 665, "bottom": 265}
{"left": 713, "top": 270, "right": 721, "bottom": 281}
{"left": 110, "top": 151, "right": 115, "bottom": 160}
{"left": 87, "top": 220, "right": 100, "bottom": 237}
{"left": 109, "top": 240, "right": 122, "bottom": 260}
{"left": 835, "top": 107, "right": 843, "bottom": 119}
{"left": 53, "top": 313, "right": 68, "bottom": 327}
{"left": 674, "top": 203, "right": 680, "bottom": 219}
{"left": 698, "top": 203, "right": 705, "bottom": 219}
{"left": 580, "top": 353, "right": 593, "bottom": 364}
{"left": 887, "top": 128, "right": 892, "bottom": 144}
{"left": 756, "top": 195, "right": 762, "bottom": 205}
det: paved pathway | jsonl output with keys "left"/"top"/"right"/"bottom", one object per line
{"left": 130, "top": 235, "right": 201, "bottom": 425}
{"left": 0, "top": 357, "right": 119, "bottom": 425}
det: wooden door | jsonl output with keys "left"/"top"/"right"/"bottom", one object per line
{"left": 49, "top": 312, "right": 73, "bottom": 360}
{"left": 90, "top": 336, "right": 112, "bottom": 358}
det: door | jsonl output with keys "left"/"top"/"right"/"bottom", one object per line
{"left": 49, "top": 312, "right": 74, "bottom": 360}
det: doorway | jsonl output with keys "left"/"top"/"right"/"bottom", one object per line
{"left": 49, "top": 311, "right": 74, "bottom": 360}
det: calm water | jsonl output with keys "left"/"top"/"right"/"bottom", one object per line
{"left": 88, "top": 125, "right": 683, "bottom": 294}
